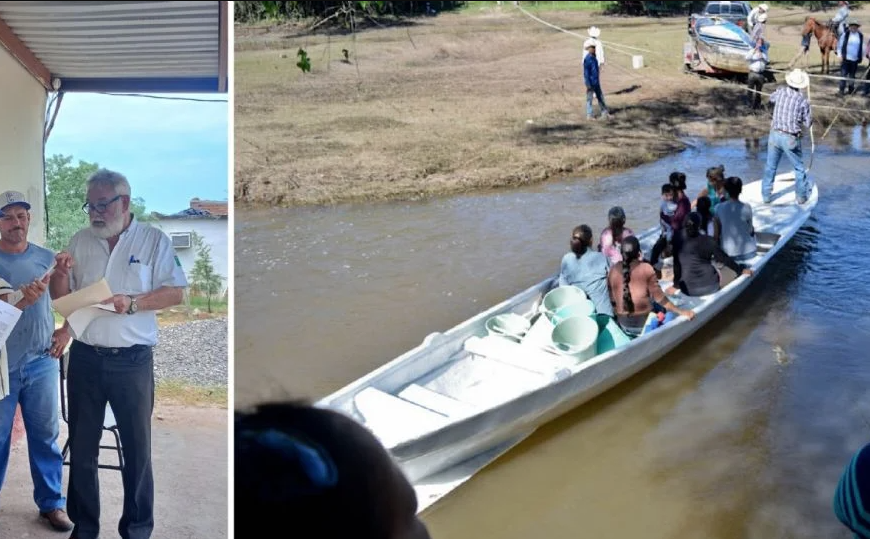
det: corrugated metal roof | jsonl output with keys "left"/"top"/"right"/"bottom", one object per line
{"left": 0, "top": 1, "right": 227, "bottom": 93}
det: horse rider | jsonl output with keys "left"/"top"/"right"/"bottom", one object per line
{"left": 830, "top": 0, "right": 850, "bottom": 37}
{"left": 747, "top": 3, "right": 768, "bottom": 32}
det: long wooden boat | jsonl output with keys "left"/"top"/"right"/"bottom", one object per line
{"left": 317, "top": 173, "right": 818, "bottom": 513}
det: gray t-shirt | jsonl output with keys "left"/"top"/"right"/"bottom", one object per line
{"left": 559, "top": 249, "right": 613, "bottom": 317}
{"left": 715, "top": 200, "right": 757, "bottom": 259}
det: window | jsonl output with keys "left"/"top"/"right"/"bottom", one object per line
{"left": 170, "top": 232, "right": 192, "bottom": 249}
{"left": 706, "top": 4, "right": 721, "bottom": 14}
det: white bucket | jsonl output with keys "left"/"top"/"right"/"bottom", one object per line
{"left": 632, "top": 55, "right": 644, "bottom": 69}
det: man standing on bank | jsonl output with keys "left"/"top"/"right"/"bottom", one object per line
{"left": 760, "top": 69, "right": 813, "bottom": 206}
{"left": 49, "top": 170, "right": 188, "bottom": 539}
{"left": 0, "top": 191, "right": 74, "bottom": 532}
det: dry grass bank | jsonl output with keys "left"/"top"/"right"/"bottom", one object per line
{"left": 235, "top": 4, "right": 866, "bottom": 208}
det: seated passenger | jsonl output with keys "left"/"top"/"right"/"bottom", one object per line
{"left": 651, "top": 172, "right": 692, "bottom": 266}
{"left": 670, "top": 212, "right": 753, "bottom": 297}
{"left": 713, "top": 176, "right": 757, "bottom": 262}
{"left": 693, "top": 164, "right": 727, "bottom": 212}
{"left": 608, "top": 235, "right": 695, "bottom": 336}
{"left": 696, "top": 195, "right": 716, "bottom": 237}
{"left": 599, "top": 206, "right": 634, "bottom": 266}
{"left": 559, "top": 224, "right": 614, "bottom": 317}
{"left": 235, "top": 400, "right": 432, "bottom": 539}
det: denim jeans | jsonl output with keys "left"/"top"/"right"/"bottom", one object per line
{"left": 67, "top": 341, "right": 155, "bottom": 539}
{"left": 839, "top": 59, "right": 858, "bottom": 94}
{"left": 762, "top": 129, "right": 810, "bottom": 202}
{"left": 0, "top": 354, "right": 66, "bottom": 513}
{"left": 586, "top": 84, "right": 608, "bottom": 117}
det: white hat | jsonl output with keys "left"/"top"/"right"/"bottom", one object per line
{"left": 583, "top": 38, "right": 597, "bottom": 50}
{"left": 758, "top": 13, "right": 768, "bottom": 23}
{"left": 0, "top": 191, "right": 31, "bottom": 212}
{"left": 759, "top": 3, "right": 769, "bottom": 10}
{"left": 786, "top": 68, "right": 810, "bottom": 89}
{"left": 588, "top": 26, "right": 601, "bottom": 38}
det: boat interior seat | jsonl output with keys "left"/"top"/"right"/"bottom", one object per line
{"left": 463, "top": 335, "right": 575, "bottom": 380}
{"left": 353, "top": 386, "right": 451, "bottom": 448}
{"left": 397, "top": 383, "right": 478, "bottom": 419}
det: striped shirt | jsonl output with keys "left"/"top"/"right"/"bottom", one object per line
{"left": 769, "top": 86, "right": 812, "bottom": 136}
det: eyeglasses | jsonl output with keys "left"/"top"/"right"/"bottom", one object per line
{"left": 82, "top": 195, "right": 122, "bottom": 215}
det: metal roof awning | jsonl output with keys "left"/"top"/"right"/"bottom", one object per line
{"left": 0, "top": 1, "right": 228, "bottom": 93}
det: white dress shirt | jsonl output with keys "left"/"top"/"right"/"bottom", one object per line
{"left": 67, "top": 217, "right": 188, "bottom": 348}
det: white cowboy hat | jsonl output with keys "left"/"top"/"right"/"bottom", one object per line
{"left": 588, "top": 26, "right": 601, "bottom": 38}
{"left": 583, "top": 38, "right": 597, "bottom": 50}
{"left": 848, "top": 20, "right": 861, "bottom": 27}
{"left": 786, "top": 69, "right": 810, "bottom": 89}
{"left": 758, "top": 13, "right": 768, "bottom": 23}
{"left": 759, "top": 3, "right": 769, "bottom": 11}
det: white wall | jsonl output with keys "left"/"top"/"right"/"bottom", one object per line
{"left": 155, "top": 218, "right": 229, "bottom": 295}
{"left": 0, "top": 47, "right": 47, "bottom": 246}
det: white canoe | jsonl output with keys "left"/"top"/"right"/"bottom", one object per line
{"left": 317, "top": 173, "right": 818, "bottom": 514}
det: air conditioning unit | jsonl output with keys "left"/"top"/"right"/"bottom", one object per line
{"left": 170, "top": 232, "right": 192, "bottom": 249}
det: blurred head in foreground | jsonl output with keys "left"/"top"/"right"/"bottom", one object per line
{"left": 235, "top": 400, "right": 432, "bottom": 539}
{"left": 833, "top": 441, "right": 870, "bottom": 539}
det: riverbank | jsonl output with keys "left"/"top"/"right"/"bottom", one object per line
{"left": 235, "top": 4, "right": 865, "bottom": 208}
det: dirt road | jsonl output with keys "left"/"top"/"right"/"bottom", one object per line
{"left": 235, "top": 4, "right": 861, "bottom": 208}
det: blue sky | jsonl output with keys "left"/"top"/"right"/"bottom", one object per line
{"left": 44, "top": 92, "right": 229, "bottom": 215}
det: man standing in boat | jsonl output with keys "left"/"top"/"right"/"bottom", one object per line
{"left": 760, "top": 69, "right": 813, "bottom": 206}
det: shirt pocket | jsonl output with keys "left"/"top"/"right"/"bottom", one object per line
{"left": 120, "top": 263, "right": 152, "bottom": 294}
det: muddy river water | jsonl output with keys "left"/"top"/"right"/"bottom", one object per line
{"left": 235, "top": 128, "right": 870, "bottom": 538}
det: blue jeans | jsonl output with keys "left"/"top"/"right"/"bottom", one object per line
{"left": 586, "top": 84, "right": 608, "bottom": 117}
{"left": 762, "top": 129, "right": 809, "bottom": 202}
{"left": 0, "top": 354, "right": 66, "bottom": 513}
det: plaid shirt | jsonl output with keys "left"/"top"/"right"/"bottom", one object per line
{"left": 769, "top": 86, "right": 812, "bottom": 136}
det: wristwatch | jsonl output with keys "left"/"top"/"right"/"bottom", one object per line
{"left": 126, "top": 295, "right": 138, "bottom": 315}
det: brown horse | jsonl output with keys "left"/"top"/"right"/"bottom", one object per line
{"left": 802, "top": 16, "right": 839, "bottom": 74}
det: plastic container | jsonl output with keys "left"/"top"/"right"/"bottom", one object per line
{"left": 550, "top": 315, "right": 599, "bottom": 362}
{"left": 551, "top": 299, "right": 595, "bottom": 325}
{"left": 485, "top": 313, "right": 531, "bottom": 342}
{"left": 593, "top": 313, "right": 633, "bottom": 354}
{"left": 541, "top": 286, "right": 588, "bottom": 321}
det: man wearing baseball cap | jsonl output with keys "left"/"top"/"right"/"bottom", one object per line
{"left": 0, "top": 190, "right": 74, "bottom": 532}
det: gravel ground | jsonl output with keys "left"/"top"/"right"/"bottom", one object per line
{"left": 153, "top": 318, "right": 228, "bottom": 387}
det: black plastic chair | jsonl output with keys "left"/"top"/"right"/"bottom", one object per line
{"left": 59, "top": 351, "right": 124, "bottom": 471}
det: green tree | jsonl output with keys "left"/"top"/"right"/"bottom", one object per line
{"left": 189, "top": 231, "right": 224, "bottom": 313}
{"left": 45, "top": 154, "right": 152, "bottom": 252}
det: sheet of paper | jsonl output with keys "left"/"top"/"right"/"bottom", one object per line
{"left": 52, "top": 279, "right": 113, "bottom": 319}
{"left": 0, "top": 299, "right": 23, "bottom": 348}
{"left": 66, "top": 306, "right": 116, "bottom": 340}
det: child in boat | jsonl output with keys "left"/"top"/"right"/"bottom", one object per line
{"left": 607, "top": 235, "right": 695, "bottom": 337}
{"left": 559, "top": 224, "right": 614, "bottom": 317}
{"left": 651, "top": 172, "right": 692, "bottom": 267}
{"left": 599, "top": 206, "right": 633, "bottom": 266}
{"left": 660, "top": 184, "right": 677, "bottom": 242}
{"left": 235, "top": 400, "right": 432, "bottom": 539}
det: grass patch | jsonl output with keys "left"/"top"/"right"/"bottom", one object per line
{"left": 461, "top": 1, "right": 613, "bottom": 12}
{"left": 156, "top": 378, "right": 227, "bottom": 408}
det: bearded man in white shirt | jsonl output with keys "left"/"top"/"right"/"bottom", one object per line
{"left": 49, "top": 169, "right": 188, "bottom": 539}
